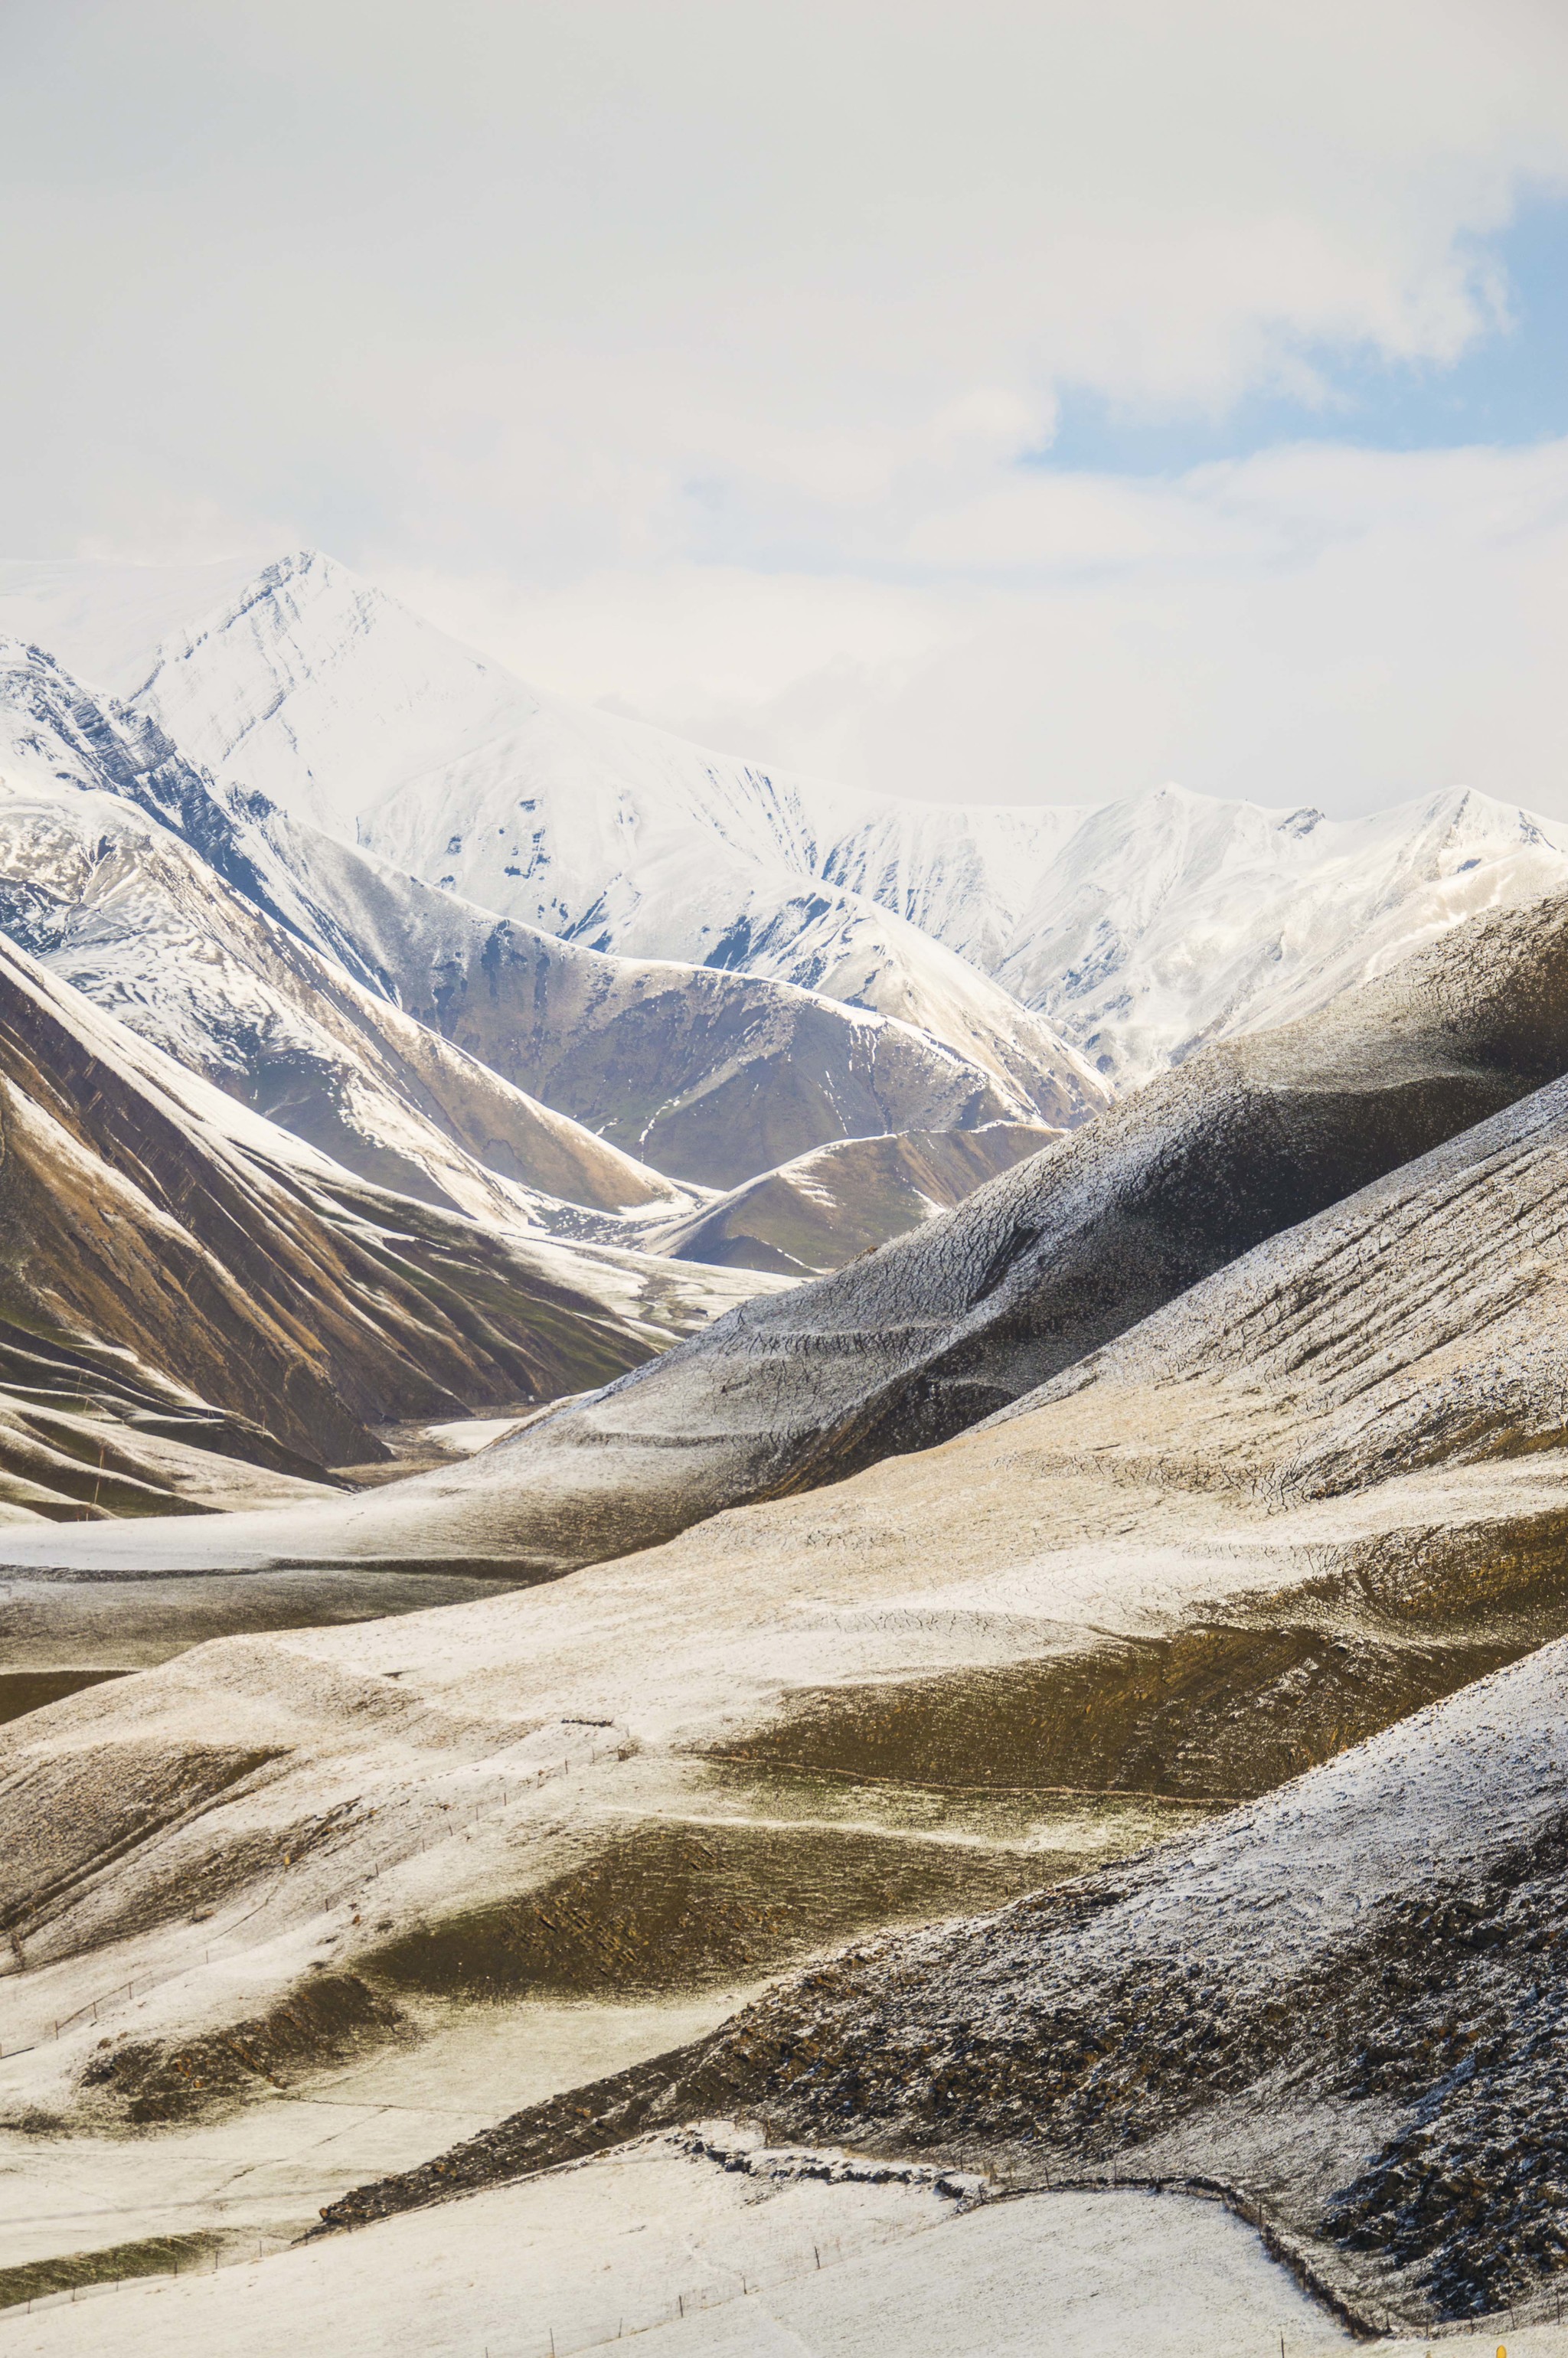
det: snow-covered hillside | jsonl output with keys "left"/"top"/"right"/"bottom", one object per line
{"left": 0, "top": 640, "right": 700, "bottom": 1229}
{"left": 121, "top": 552, "right": 1107, "bottom": 1120}
{"left": 996, "top": 779, "right": 1568, "bottom": 1081}
{"left": 2, "top": 547, "right": 1563, "bottom": 1093}
{"left": 0, "top": 636, "right": 1044, "bottom": 1207}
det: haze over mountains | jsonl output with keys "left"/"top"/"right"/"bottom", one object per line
{"left": 7, "top": 548, "right": 1568, "bottom": 2347}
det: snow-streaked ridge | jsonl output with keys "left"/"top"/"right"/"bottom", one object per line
{"left": 6, "top": 547, "right": 1565, "bottom": 1095}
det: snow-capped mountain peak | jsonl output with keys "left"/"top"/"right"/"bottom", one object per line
{"left": 4, "top": 548, "right": 1566, "bottom": 1099}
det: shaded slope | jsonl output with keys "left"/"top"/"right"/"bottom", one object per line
{"left": 651, "top": 1122, "right": 1061, "bottom": 1275}
{"left": 16, "top": 883, "right": 1567, "bottom": 1578}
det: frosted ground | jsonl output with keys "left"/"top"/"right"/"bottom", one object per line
{"left": 2, "top": 2134, "right": 1353, "bottom": 2358}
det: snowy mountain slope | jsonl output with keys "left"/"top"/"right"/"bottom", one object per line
{"left": 996, "top": 779, "right": 1568, "bottom": 1082}
{"left": 0, "top": 636, "right": 1035, "bottom": 1205}
{"left": 0, "top": 554, "right": 266, "bottom": 706}
{"left": 0, "top": 781, "right": 697, "bottom": 1233}
{"left": 815, "top": 793, "right": 1089, "bottom": 975}
{"left": 116, "top": 551, "right": 1106, "bottom": 1122}
{"left": 11, "top": 548, "right": 1563, "bottom": 1109}
{"left": 0, "top": 638, "right": 704, "bottom": 1226}
{"left": 114, "top": 549, "right": 1568, "bottom": 1093}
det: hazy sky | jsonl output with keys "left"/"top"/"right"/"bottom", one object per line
{"left": 5, "top": 0, "right": 1568, "bottom": 812}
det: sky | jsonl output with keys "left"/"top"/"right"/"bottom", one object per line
{"left": 4, "top": 0, "right": 1568, "bottom": 814}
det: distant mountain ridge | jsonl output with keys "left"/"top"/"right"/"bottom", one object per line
{"left": 0, "top": 635, "right": 1038, "bottom": 1218}
{"left": 120, "top": 550, "right": 1105, "bottom": 1121}
{"left": 5, "top": 546, "right": 1551, "bottom": 1092}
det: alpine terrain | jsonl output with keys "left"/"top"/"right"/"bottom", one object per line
{"left": 0, "top": 551, "right": 1566, "bottom": 2354}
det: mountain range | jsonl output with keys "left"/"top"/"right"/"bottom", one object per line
{"left": 5, "top": 544, "right": 1568, "bottom": 2347}
{"left": 6, "top": 548, "right": 1564, "bottom": 1106}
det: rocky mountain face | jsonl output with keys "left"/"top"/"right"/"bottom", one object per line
{"left": 0, "top": 637, "right": 1038, "bottom": 1210}
{"left": 112, "top": 551, "right": 1104, "bottom": 1124}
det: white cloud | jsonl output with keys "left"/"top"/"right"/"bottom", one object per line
{"left": 2, "top": 0, "right": 1568, "bottom": 813}
{"left": 392, "top": 439, "right": 1568, "bottom": 820}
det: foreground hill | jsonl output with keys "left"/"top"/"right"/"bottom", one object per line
{"left": 634, "top": 1631, "right": 1568, "bottom": 2332}
{"left": 7, "top": 900, "right": 1568, "bottom": 2193}
{"left": 291, "top": 1638, "right": 1568, "bottom": 2338}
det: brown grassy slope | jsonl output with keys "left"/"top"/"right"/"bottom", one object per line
{"left": 7, "top": 1049, "right": 1568, "bottom": 2104}
{"left": 648, "top": 1122, "right": 1062, "bottom": 1275}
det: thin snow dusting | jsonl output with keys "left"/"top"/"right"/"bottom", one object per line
{"left": 0, "top": 2137, "right": 1351, "bottom": 2357}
